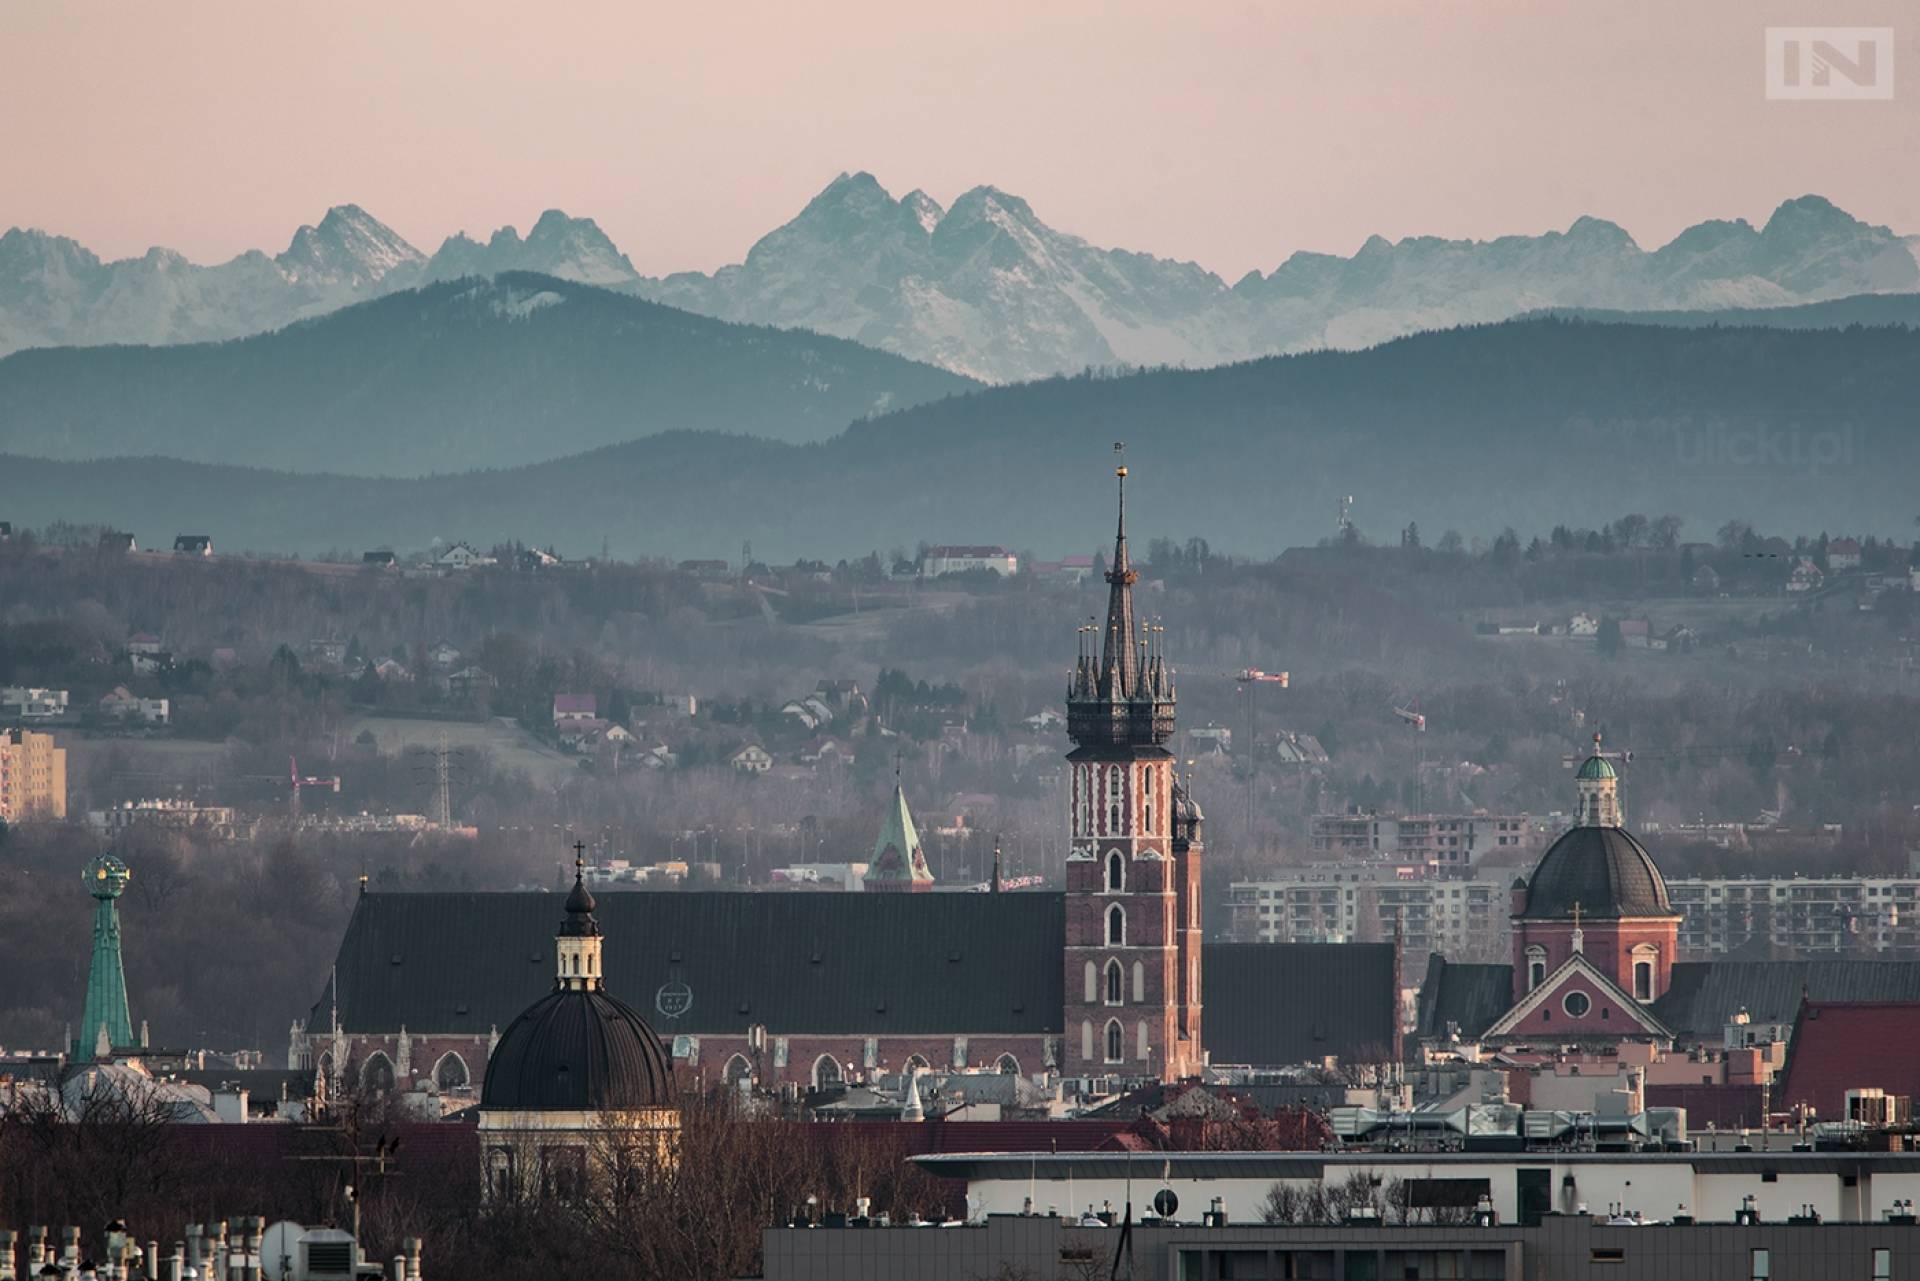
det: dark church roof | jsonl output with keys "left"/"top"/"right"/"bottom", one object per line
{"left": 1519, "top": 826, "right": 1674, "bottom": 919}
{"left": 1652, "top": 960, "right": 1920, "bottom": 1039}
{"left": 313, "top": 893, "right": 1398, "bottom": 1068}
{"left": 1415, "top": 957, "right": 1516, "bottom": 1041}
{"left": 1416, "top": 956, "right": 1920, "bottom": 1043}
{"left": 314, "top": 891, "right": 1067, "bottom": 1038}
{"left": 481, "top": 987, "right": 674, "bottom": 1111}
{"left": 1203, "top": 944, "right": 1400, "bottom": 1066}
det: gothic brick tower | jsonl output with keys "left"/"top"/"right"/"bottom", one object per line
{"left": 1062, "top": 460, "right": 1203, "bottom": 1083}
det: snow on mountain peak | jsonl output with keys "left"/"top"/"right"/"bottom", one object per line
{"left": 278, "top": 205, "right": 422, "bottom": 285}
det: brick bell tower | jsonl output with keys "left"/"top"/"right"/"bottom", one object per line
{"left": 1062, "top": 456, "right": 1203, "bottom": 1084}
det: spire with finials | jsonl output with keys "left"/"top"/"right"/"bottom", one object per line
{"left": 1068, "top": 443, "right": 1176, "bottom": 750}
{"left": 77, "top": 853, "right": 135, "bottom": 1062}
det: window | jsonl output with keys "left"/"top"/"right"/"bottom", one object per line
{"left": 723, "top": 1053, "right": 753, "bottom": 1084}
{"left": 1105, "top": 1020, "right": 1123, "bottom": 1063}
{"left": 996, "top": 1053, "right": 1020, "bottom": 1076}
{"left": 812, "top": 1055, "right": 843, "bottom": 1089}
{"left": 1134, "top": 960, "right": 1146, "bottom": 1003}
{"left": 1872, "top": 1248, "right": 1891, "bottom": 1281}
{"left": 361, "top": 1052, "right": 396, "bottom": 1094}
{"left": 1526, "top": 946, "right": 1547, "bottom": 991}
{"left": 1137, "top": 1021, "right": 1150, "bottom": 1061}
{"left": 1105, "top": 959, "right": 1124, "bottom": 1005}
{"left": 433, "top": 1052, "right": 470, "bottom": 1091}
{"left": 1081, "top": 1021, "right": 1094, "bottom": 1061}
{"left": 1108, "top": 765, "right": 1123, "bottom": 834}
{"left": 1632, "top": 945, "right": 1657, "bottom": 1001}
{"left": 541, "top": 1146, "right": 585, "bottom": 1201}
{"left": 1107, "top": 903, "right": 1126, "bottom": 946}
{"left": 1563, "top": 991, "right": 1592, "bottom": 1018}
{"left": 1107, "top": 851, "right": 1124, "bottom": 892}
{"left": 1750, "top": 1248, "right": 1770, "bottom": 1281}
{"left": 1141, "top": 766, "right": 1154, "bottom": 835}
{"left": 1084, "top": 960, "right": 1098, "bottom": 1002}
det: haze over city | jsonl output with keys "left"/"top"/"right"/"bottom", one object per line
{"left": 5, "top": 3, "right": 1920, "bottom": 1279}
{"left": 6, "top": 0, "right": 1916, "bottom": 277}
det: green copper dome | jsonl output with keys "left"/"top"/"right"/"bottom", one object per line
{"left": 1576, "top": 754, "right": 1617, "bottom": 781}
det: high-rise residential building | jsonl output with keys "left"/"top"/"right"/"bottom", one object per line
{"left": 1311, "top": 811, "right": 1541, "bottom": 870}
{"left": 0, "top": 726, "right": 67, "bottom": 822}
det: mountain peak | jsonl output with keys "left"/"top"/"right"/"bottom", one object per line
{"left": 278, "top": 205, "right": 422, "bottom": 285}
{"left": 1760, "top": 193, "right": 1865, "bottom": 238}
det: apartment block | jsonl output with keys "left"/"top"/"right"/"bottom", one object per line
{"left": 0, "top": 727, "right": 68, "bottom": 821}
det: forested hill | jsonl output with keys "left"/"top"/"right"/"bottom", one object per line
{"left": 0, "top": 273, "right": 976, "bottom": 474}
{"left": 1531, "top": 291, "right": 1920, "bottom": 331}
{"left": 2, "top": 318, "right": 1915, "bottom": 559}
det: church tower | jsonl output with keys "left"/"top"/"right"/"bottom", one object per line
{"left": 1062, "top": 460, "right": 1202, "bottom": 1083}
{"left": 864, "top": 782, "right": 933, "bottom": 892}
{"left": 77, "top": 853, "right": 135, "bottom": 1062}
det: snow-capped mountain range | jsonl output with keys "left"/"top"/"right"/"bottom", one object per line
{"left": 3, "top": 176, "right": 1916, "bottom": 380}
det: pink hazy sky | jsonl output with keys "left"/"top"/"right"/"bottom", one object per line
{"left": 4, "top": 0, "right": 1914, "bottom": 280}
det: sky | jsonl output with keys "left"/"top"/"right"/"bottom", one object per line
{"left": 3, "top": 0, "right": 1915, "bottom": 280}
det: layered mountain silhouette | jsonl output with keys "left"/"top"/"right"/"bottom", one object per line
{"left": 0, "top": 275, "right": 975, "bottom": 472}
{"left": 4, "top": 179, "right": 1914, "bottom": 380}
{"left": 3, "top": 317, "right": 1913, "bottom": 558}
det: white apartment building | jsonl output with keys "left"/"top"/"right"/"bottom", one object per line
{"left": 1311, "top": 811, "right": 1542, "bottom": 870}
{"left": 1668, "top": 875, "right": 1920, "bottom": 957}
{"left": 920, "top": 545, "right": 1019, "bottom": 577}
{"left": 1228, "top": 865, "right": 1509, "bottom": 962}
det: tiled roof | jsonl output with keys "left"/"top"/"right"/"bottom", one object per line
{"left": 1416, "top": 957, "right": 1515, "bottom": 1039}
{"left": 1775, "top": 1001, "right": 1920, "bottom": 1119}
{"left": 313, "top": 891, "right": 1067, "bottom": 1038}
{"left": 1652, "top": 960, "right": 1920, "bottom": 1037}
{"left": 313, "top": 893, "right": 1401, "bottom": 1068}
{"left": 1520, "top": 826, "right": 1673, "bottom": 919}
{"left": 1205, "top": 943, "right": 1399, "bottom": 1066}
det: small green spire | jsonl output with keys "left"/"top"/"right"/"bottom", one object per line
{"left": 866, "top": 783, "right": 933, "bottom": 890}
{"left": 77, "top": 853, "right": 135, "bottom": 1062}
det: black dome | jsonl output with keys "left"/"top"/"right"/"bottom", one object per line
{"left": 481, "top": 988, "right": 673, "bottom": 1111}
{"left": 1519, "top": 826, "right": 1675, "bottom": 919}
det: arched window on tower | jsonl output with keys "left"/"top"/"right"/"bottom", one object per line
{"left": 1107, "top": 903, "right": 1126, "bottom": 947}
{"left": 1632, "top": 945, "right": 1658, "bottom": 1001}
{"left": 996, "top": 1053, "right": 1021, "bottom": 1076}
{"left": 1107, "top": 766, "right": 1122, "bottom": 835}
{"left": 1084, "top": 960, "right": 1098, "bottom": 1002}
{"left": 1079, "top": 767, "right": 1093, "bottom": 836}
{"left": 1104, "top": 1020, "right": 1124, "bottom": 1063}
{"left": 812, "top": 1055, "right": 844, "bottom": 1090}
{"left": 1141, "top": 766, "right": 1155, "bottom": 835}
{"left": 1107, "top": 851, "right": 1124, "bottom": 893}
{"left": 1526, "top": 946, "right": 1547, "bottom": 991}
{"left": 1105, "top": 959, "right": 1123, "bottom": 1005}
{"left": 1133, "top": 960, "right": 1146, "bottom": 1002}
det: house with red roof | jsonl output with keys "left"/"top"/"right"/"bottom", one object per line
{"left": 1774, "top": 999, "right": 1920, "bottom": 1122}
{"left": 552, "top": 693, "right": 597, "bottom": 725}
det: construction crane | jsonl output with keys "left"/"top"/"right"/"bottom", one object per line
{"left": 1390, "top": 700, "right": 1430, "bottom": 810}
{"left": 288, "top": 755, "right": 341, "bottom": 815}
{"left": 1231, "top": 667, "right": 1291, "bottom": 832}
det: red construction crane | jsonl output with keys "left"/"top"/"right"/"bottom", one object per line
{"left": 289, "top": 754, "right": 342, "bottom": 814}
